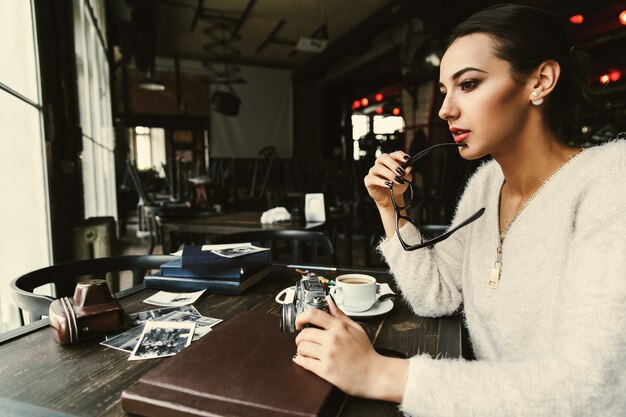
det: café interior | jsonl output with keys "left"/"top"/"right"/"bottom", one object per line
{"left": 2, "top": 0, "right": 626, "bottom": 330}
{"left": 1, "top": 1, "right": 625, "bottom": 407}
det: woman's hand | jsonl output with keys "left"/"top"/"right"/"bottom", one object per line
{"left": 293, "top": 296, "right": 408, "bottom": 403}
{"left": 363, "top": 151, "right": 413, "bottom": 209}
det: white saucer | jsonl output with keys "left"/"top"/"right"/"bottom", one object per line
{"left": 275, "top": 287, "right": 394, "bottom": 318}
{"left": 339, "top": 299, "right": 394, "bottom": 318}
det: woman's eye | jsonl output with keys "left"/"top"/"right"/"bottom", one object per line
{"left": 459, "top": 79, "right": 478, "bottom": 91}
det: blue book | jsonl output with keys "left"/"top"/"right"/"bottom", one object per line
{"left": 144, "top": 267, "right": 271, "bottom": 295}
{"left": 180, "top": 245, "right": 270, "bottom": 269}
{"left": 160, "top": 258, "right": 262, "bottom": 281}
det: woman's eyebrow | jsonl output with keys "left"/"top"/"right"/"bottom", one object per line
{"left": 438, "top": 67, "right": 487, "bottom": 88}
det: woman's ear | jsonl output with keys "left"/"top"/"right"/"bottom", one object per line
{"left": 528, "top": 60, "right": 561, "bottom": 102}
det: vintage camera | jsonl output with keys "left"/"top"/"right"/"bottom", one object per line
{"left": 280, "top": 272, "right": 328, "bottom": 333}
{"left": 49, "top": 279, "right": 124, "bottom": 345}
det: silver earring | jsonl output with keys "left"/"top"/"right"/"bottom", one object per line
{"left": 531, "top": 91, "right": 544, "bottom": 106}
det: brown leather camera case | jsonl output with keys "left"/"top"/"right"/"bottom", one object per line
{"left": 49, "top": 279, "right": 124, "bottom": 344}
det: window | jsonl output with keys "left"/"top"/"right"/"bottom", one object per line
{"left": 373, "top": 115, "right": 405, "bottom": 134}
{"left": 0, "top": 0, "right": 51, "bottom": 332}
{"left": 73, "top": 0, "right": 117, "bottom": 218}
{"left": 351, "top": 114, "right": 405, "bottom": 161}
{"left": 351, "top": 114, "right": 370, "bottom": 160}
{"left": 133, "top": 127, "right": 166, "bottom": 177}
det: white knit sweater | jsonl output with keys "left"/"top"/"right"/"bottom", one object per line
{"left": 378, "top": 140, "right": 626, "bottom": 417}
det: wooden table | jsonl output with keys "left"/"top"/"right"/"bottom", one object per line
{"left": 158, "top": 210, "right": 353, "bottom": 264}
{"left": 0, "top": 265, "right": 461, "bottom": 417}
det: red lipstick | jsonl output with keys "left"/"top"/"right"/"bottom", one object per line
{"left": 449, "top": 127, "right": 470, "bottom": 143}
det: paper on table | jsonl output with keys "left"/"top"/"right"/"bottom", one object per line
{"left": 143, "top": 290, "right": 206, "bottom": 306}
{"left": 101, "top": 310, "right": 221, "bottom": 352}
{"left": 126, "top": 305, "right": 200, "bottom": 326}
{"left": 170, "top": 243, "right": 270, "bottom": 257}
{"left": 157, "top": 311, "right": 222, "bottom": 341}
{"left": 211, "top": 244, "right": 270, "bottom": 258}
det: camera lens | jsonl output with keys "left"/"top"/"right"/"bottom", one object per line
{"left": 280, "top": 303, "right": 296, "bottom": 333}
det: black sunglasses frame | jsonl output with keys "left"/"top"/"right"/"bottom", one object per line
{"left": 390, "top": 142, "right": 485, "bottom": 251}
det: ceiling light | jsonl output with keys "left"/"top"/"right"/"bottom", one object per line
{"left": 295, "top": 37, "right": 328, "bottom": 53}
{"left": 424, "top": 52, "right": 441, "bottom": 67}
{"left": 569, "top": 14, "right": 584, "bottom": 25}
{"left": 138, "top": 80, "right": 165, "bottom": 91}
{"left": 138, "top": 69, "right": 165, "bottom": 91}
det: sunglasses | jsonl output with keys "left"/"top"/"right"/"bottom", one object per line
{"left": 390, "top": 143, "right": 485, "bottom": 251}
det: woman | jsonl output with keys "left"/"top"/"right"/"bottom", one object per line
{"left": 293, "top": 3, "right": 626, "bottom": 416}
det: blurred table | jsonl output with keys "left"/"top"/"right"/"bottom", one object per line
{"left": 158, "top": 210, "right": 352, "bottom": 264}
{"left": 188, "top": 176, "right": 223, "bottom": 208}
{"left": 0, "top": 265, "right": 461, "bottom": 417}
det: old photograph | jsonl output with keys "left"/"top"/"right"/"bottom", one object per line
{"left": 126, "top": 305, "right": 200, "bottom": 326}
{"left": 129, "top": 321, "right": 195, "bottom": 361}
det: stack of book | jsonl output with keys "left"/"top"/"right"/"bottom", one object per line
{"left": 145, "top": 245, "right": 271, "bottom": 295}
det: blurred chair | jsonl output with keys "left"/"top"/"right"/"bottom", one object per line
{"left": 125, "top": 160, "right": 172, "bottom": 209}
{"left": 249, "top": 146, "right": 276, "bottom": 200}
{"left": 10, "top": 255, "right": 174, "bottom": 322}
{"left": 142, "top": 205, "right": 164, "bottom": 254}
{"left": 126, "top": 160, "right": 201, "bottom": 253}
{"left": 214, "top": 230, "right": 337, "bottom": 265}
{"left": 140, "top": 202, "right": 199, "bottom": 254}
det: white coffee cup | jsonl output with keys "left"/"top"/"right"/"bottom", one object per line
{"left": 330, "top": 274, "right": 377, "bottom": 312}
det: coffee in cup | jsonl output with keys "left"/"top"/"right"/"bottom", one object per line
{"left": 330, "top": 274, "right": 377, "bottom": 312}
{"left": 337, "top": 277, "right": 371, "bottom": 285}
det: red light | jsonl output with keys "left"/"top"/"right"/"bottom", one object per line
{"left": 569, "top": 14, "right": 584, "bottom": 24}
{"left": 352, "top": 100, "right": 361, "bottom": 110}
{"left": 361, "top": 98, "right": 369, "bottom": 106}
{"left": 620, "top": 10, "right": 626, "bottom": 25}
{"left": 609, "top": 70, "right": 622, "bottom": 82}
{"left": 392, "top": 107, "right": 401, "bottom": 116}
{"left": 375, "top": 107, "right": 383, "bottom": 114}
{"left": 599, "top": 74, "right": 610, "bottom": 85}
{"left": 375, "top": 93, "right": 383, "bottom": 102}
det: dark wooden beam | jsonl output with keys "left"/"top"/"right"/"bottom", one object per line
{"left": 232, "top": 0, "right": 257, "bottom": 37}
{"left": 256, "top": 19, "right": 286, "bottom": 53}
{"left": 190, "top": 0, "right": 205, "bottom": 32}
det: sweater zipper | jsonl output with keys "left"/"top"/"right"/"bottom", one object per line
{"left": 488, "top": 238, "right": 504, "bottom": 288}
{"left": 488, "top": 149, "right": 584, "bottom": 289}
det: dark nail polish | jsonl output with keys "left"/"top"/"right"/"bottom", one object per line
{"left": 403, "top": 155, "right": 410, "bottom": 161}
{"left": 395, "top": 176, "right": 405, "bottom": 184}
{"left": 396, "top": 167, "right": 405, "bottom": 176}
{"left": 292, "top": 354, "right": 298, "bottom": 360}
{"left": 384, "top": 180, "right": 393, "bottom": 187}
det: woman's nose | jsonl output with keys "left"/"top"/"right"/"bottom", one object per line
{"left": 438, "top": 94, "right": 459, "bottom": 121}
